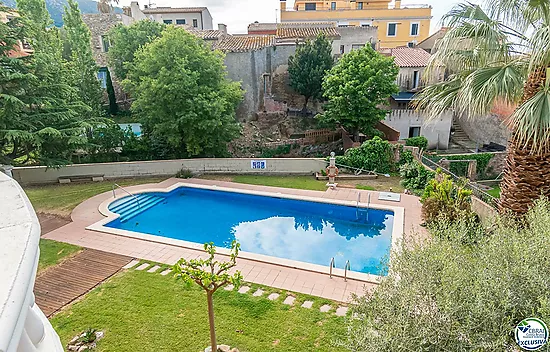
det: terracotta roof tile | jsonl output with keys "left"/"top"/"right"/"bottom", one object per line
{"left": 186, "top": 29, "right": 225, "bottom": 40}
{"left": 248, "top": 22, "right": 277, "bottom": 32}
{"left": 142, "top": 7, "right": 206, "bottom": 14}
{"left": 213, "top": 35, "right": 276, "bottom": 53}
{"left": 380, "top": 47, "right": 431, "bottom": 67}
{"left": 276, "top": 22, "right": 340, "bottom": 39}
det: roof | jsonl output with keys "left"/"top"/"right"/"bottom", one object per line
{"left": 186, "top": 29, "right": 225, "bottom": 40}
{"left": 276, "top": 22, "right": 340, "bottom": 40}
{"left": 142, "top": 7, "right": 206, "bottom": 14}
{"left": 418, "top": 27, "right": 448, "bottom": 46}
{"left": 213, "top": 35, "right": 276, "bottom": 53}
{"left": 248, "top": 22, "right": 277, "bottom": 32}
{"left": 380, "top": 47, "right": 431, "bottom": 67}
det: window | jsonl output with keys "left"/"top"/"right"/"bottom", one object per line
{"left": 101, "top": 35, "right": 110, "bottom": 52}
{"left": 192, "top": 19, "right": 198, "bottom": 27}
{"left": 305, "top": 3, "right": 316, "bottom": 10}
{"left": 331, "top": 2, "right": 336, "bottom": 10}
{"left": 176, "top": 19, "right": 186, "bottom": 25}
{"left": 357, "top": 2, "right": 364, "bottom": 9}
{"left": 409, "top": 127, "right": 421, "bottom": 138}
{"left": 387, "top": 23, "right": 397, "bottom": 37}
{"left": 163, "top": 19, "right": 173, "bottom": 24}
{"left": 407, "top": 41, "right": 415, "bottom": 48}
{"left": 351, "top": 44, "right": 365, "bottom": 51}
{"left": 412, "top": 70, "right": 420, "bottom": 89}
{"left": 410, "top": 22, "right": 419, "bottom": 36}
{"left": 340, "top": 45, "right": 345, "bottom": 54}
{"left": 97, "top": 69, "right": 107, "bottom": 89}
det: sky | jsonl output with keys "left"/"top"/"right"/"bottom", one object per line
{"left": 120, "top": 0, "right": 483, "bottom": 34}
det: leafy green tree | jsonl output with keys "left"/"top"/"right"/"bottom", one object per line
{"left": 62, "top": 0, "right": 103, "bottom": 118}
{"left": 320, "top": 46, "right": 399, "bottom": 138}
{"left": 124, "top": 27, "right": 243, "bottom": 157}
{"left": 173, "top": 242, "right": 242, "bottom": 352}
{"left": 335, "top": 136, "right": 396, "bottom": 174}
{"left": 288, "top": 33, "right": 333, "bottom": 112}
{"left": 415, "top": 1, "right": 550, "bottom": 214}
{"left": 107, "top": 20, "right": 165, "bottom": 81}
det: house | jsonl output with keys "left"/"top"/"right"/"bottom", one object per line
{"left": 416, "top": 27, "right": 447, "bottom": 54}
{"left": 280, "top": 0, "right": 432, "bottom": 48}
{"left": 1, "top": 10, "right": 33, "bottom": 58}
{"left": 381, "top": 46, "right": 452, "bottom": 149}
{"left": 127, "top": 1, "right": 213, "bottom": 30}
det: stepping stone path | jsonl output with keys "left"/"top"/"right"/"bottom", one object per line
{"left": 252, "top": 289, "right": 264, "bottom": 297}
{"left": 335, "top": 307, "right": 348, "bottom": 317}
{"left": 283, "top": 296, "right": 296, "bottom": 305}
{"left": 123, "top": 259, "right": 140, "bottom": 269}
{"left": 135, "top": 263, "right": 150, "bottom": 271}
{"left": 301, "top": 301, "right": 313, "bottom": 309}
{"left": 267, "top": 293, "right": 280, "bottom": 301}
{"left": 320, "top": 304, "right": 332, "bottom": 313}
{"left": 238, "top": 286, "right": 250, "bottom": 294}
{"left": 147, "top": 265, "right": 160, "bottom": 273}
{"left": 224, "top": 284, "right": 234, "bottom": 291}
{"left": 160, "top": 269, "right": 171, "bottom": 276}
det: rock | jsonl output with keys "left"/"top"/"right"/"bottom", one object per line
{"left": 67, "top": 345, "right": 79, "bottom": 351}
{"left": 95, "top": 331, "right": 104, "bottom": 340}
{"left": 77, "top": 346, "right": 89, "bottom": 352}
{"left": 230, "top": 349, "right": 240, "bottom": 352}
{"left": 218, "top": 345, "right": 231, "bottom": 352}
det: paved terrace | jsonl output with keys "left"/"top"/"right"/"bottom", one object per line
{"left": 42, "top": 178, "right": 426, "bottom": 302}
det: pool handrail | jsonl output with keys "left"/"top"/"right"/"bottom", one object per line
{"left": 112, "top": 183, "right": 141, "bottom": 208}
{"left": 329, "top": 257, "right": 335, "bottom": 278}
{"left": 344, "top": 260, "right": 351, "bottom": 282}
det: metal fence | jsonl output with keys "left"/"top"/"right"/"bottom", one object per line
{"left": 421, "top": 155, "right": 499, "bottom": 208}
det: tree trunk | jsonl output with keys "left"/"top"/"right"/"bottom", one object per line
{"left": 499, "top": 67, "right": 550, "bottom": 214}
{"left": 302, "top": 96, "right": 310, "bottom": 114}
{"left": 206, "top": 291, "right": 217, "bottom": 352}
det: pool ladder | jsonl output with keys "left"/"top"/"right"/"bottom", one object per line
{"left": 329, "top": 258, "right": 351, "bottom": 282}
{"left": 356, "top": 192, "right": 371, "bottom": 221}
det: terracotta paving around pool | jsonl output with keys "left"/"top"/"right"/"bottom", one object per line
{"left": 42, "top": 178, "right": 426, "bottom": 302}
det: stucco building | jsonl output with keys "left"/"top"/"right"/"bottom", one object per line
{"left": 280, "top": 0, "right": 432, "bottom": 48}
{"left": 126, "top": 2, "right": 213, "bottom": 30}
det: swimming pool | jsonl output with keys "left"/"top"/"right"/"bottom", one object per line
{"left": 96, "top": 185, "right": 398, "bottom": 278}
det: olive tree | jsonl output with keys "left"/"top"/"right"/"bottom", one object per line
{"left": 173, "top": 241, "right": 242, "bottom": 352}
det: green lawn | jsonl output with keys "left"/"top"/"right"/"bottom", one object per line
{"left": 487, "top": 186, "right": 501, "bottom": 198}
{"left": 51, "top": 269, "right": 348, "bottom": 352}
{"left": 38, "top": 239, "right": 81, "bottom": 273}
{"left": 201, "top": 175, "right": 328, "bottom": 191}
{"left": 24, "top": 177, "right": 167, "bottom": 216}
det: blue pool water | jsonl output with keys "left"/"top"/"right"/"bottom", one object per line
{"left": 106, "top": 187, "right": 394, "bottom": 275}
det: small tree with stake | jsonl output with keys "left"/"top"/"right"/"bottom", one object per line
{"left": 173, "top": 241, "right": 242, "bottom": 352}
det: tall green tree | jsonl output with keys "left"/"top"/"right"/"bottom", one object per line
{"left": 319, "top": 46, "right": 399, "bottom": 138}
{"left": 62, "top": 0, "right": 102, "bottom": 118}
{"left": 107, "top": 19, "right": 165, "bottom": 81}
{"left": 124, "top": 27, "right": 243, "bottom": 157}
{"left": 415, "top": 0, "right": 550, "bottom": 214}
{"left": 288, "top": 33, "right": 333, "bottom": 112}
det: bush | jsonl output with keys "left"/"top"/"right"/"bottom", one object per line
{"left": 421, "top": 173, "right": 473, "bottom": 223}
{"left": 399, "top": 161, "right": 434, "bottom": 193}
{"left": 259, "top": 144, "right": 297, "bottom": 158}
{"left": 335, "top": 136, "right": 395, "bottom": 174}
{"left": 405, "top": 136, "right": 428, "bottom": 150}
{"left": 340, "top": 197, "right": 550, "bottom": 352}
{"left": 398, "top": 149, "right": 414, "bottom": 166}
{"left": 175, "top": 168, "right": 193, "bottom": 179}
{"left": 428, "top": 153, "right": 495, "bottom": 179}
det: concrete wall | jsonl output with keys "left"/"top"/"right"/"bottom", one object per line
{"left": 333, "top": 26, "right": 378, "bottom": 55}
{"left": 396, "top": 66, "right": 424, "bottom": 91}
{"left": 385, "top": 109, "right": 453, "bottom": 149}
{"left": 12, "top": 158, "right": 327, "bottom": 185}
{"left": 456, "top": 112, "right": 510, "bottom": 147}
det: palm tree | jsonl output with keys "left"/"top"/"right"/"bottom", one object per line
{"left": 416, "top": 0, "right": 550, "bottom": 214}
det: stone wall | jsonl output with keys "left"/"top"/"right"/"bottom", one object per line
{"left": 12, "top": 158, "right": 327, "bottom": 185}
{"left": 456, "top": 112, "right": 510, "bottom": 147}
{"left": 385, "top": 109, "right": 453, "bottom": 149}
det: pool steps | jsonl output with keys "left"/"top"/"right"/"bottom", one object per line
{"left": 110, "top": 194, "right": 165, "bottom": 222}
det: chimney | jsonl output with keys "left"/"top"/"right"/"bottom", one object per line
{"left": 218, "top": 23, "right": 227, "bottom": 34}
{"left": 280, "top": 0, "right": 286, "bottom": 12}
{"left": 395, "top": 0, "right": 401, "bottom": 9}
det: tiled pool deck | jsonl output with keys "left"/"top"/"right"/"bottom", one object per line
{"left": 42, "top": 178, "right": 427, "bottom": 302}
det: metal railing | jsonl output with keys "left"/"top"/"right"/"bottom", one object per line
{"left": 112, "top": 183, "right": 141, "bottom": 208}
{"left": 344, "top": 260, "right": 351, "bottom": 282}
{"left": 329, "top": 257, "right": 335, "bottom": 278}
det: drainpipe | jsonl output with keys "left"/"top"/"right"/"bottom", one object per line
{"left": 200, "top": 10, "right": 203, "bottom": 30}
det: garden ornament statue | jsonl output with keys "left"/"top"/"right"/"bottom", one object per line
{"left": 326, "top": 152, "right": 339, "bottom": 189}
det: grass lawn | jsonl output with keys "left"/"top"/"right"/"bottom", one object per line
{"left": 51, "top": 269, "right": 348, "bottom": 352}
{"left": 24, "top": 177, "right": 167, "bottom": 216}
{"left": 201, "top": 175, "right": 328, "bottom": 191}
{"left": 38, "top": 239, "right": 81, "bottom": 273}
{"left": 487, "top": 186, "right": 501, "bottom": 198}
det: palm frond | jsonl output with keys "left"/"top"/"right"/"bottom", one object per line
{"left": 413, "top": 76, "right": 462, "bottom": 119}
{"left": 528, "top": 24, "right": 550, "bottom": 72}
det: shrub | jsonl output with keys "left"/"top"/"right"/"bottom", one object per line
{"left": 399, "top": 161, "right": 434, "bottom": 193}
{"left": 335, "top": 136, "right": 395, "bottom": 174}
{"left": 421, "top": 173, "right": 473, "bottom": 223}
{"left": 175, "top": 168, "right": 194, "bottom": 179}
{"left": 405, "top": 136, "right": 428, "bottom": 150}
{"left": 398, "top": 149, "right": 414, "bottom": 166}
{"left": 428, "top": 153, "right": 495, "bottom": 178}
{"left": 339, "top": 197, "right": 550, "bottom": 352}
{"left": 259, "top": 144, "right": 297, "bottom": 158}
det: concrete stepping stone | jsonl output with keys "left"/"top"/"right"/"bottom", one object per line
{"left": 135, "top": 263, "right": 150, "bottom": 271}
{"left": 160, "top": 269, "right": 171, "bottom": 276}
{"left": 283, "top": 296, "right": 296, "bottom": 305}
{"left": 301, "top": 301, "right": 313, "bottom": 309}
{"left": 224, "top": 284, "right": 234, "bottom": 291}
{"left": 238, "top": 286, "right": 250, "bottom": 294}
{"left": 252, "top": 289, "right": 264, "bottom": 297}
{"left": 335, "top": 306, "right": 349, "bottom": 317}
{"left": 320, "top": 304, "right": 332, "bottom": 313}
{"left": 147, "top": 265, "right": 160, "bottom": 273}
{"left": 267, "top": 293, "right": 280, "bottom": 301}
{"left": 123, "top": 259, "right": 140, "bottom": 269}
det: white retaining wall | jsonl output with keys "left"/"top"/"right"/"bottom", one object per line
{"left": 12, "top": 158, "right": 328, "bottom": 185}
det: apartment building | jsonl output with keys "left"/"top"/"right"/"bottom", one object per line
{"left": 280, "top": 0, "right": 432, "bottom": 48}
{"left": 127, "top": 1, "right": 213, "bottom": 30}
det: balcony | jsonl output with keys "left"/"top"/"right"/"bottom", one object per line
{"left": 0, "top": 172, "right": 63, "bottom": 352}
